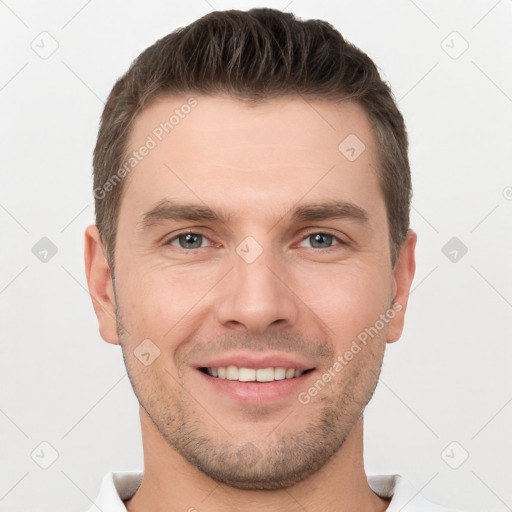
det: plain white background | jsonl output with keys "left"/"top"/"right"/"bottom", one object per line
{"left": 1, "top": 1, "right": 511, "bottom": 511}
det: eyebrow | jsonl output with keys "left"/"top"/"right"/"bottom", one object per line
{"left": 137, "top": 200, "right": 228, "bottom": 230}
{"left": 137, "top": 198, "right": 369, "bottom": 231}
{"left": 291, "top": 201, "right": 368, "bottom": 224}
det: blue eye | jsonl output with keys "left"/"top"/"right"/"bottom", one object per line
{"left": 165, "top": 231, "right": 344, "bottom": 251}
{"left": 169, "top": 233, "right": 207, "bottom": 249}
{"left": 299, "top": 233, "right": 342, "bottom": 249}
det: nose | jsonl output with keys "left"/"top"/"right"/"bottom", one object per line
{"left": 215, "top": 242, "right": 300, "bottom": 334}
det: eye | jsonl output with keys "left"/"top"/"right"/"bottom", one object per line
{"left": 298, "top": 232, "right": 344, "bottom": 249}
{"left": 167, "top": 232, "right": 210, "bottom": 249}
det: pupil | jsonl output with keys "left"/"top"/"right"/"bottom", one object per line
{"left": 311, "top": 233, "right": 332, "bottom": 248}
{"left": 180, "top": 233, "right": 202, "bottom": 249}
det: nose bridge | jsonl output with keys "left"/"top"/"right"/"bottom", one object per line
{"left": 216, "top": 236, "right": 299, "bottom": 333}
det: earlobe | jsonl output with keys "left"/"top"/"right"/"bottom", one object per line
{"left": 84, "top": 225, "right": 120, "bottom": 345}
{"left": 387, "top": 229, "right": 417, "bottom": 344}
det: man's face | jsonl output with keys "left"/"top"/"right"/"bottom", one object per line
{"left": 92, "top": 95, "right": 414, "bottom": 489}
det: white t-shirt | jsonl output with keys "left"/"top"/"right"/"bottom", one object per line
{"left": 86, "top": 471, "right": 463, "bottom": 511}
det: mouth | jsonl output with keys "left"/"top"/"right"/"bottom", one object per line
{"left": 199, "top": 366, "right": 315, "bottom": 382}
{"left": 194, "top": 354, "right": 318, "bottom": 403}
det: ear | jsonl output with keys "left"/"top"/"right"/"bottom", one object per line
{"left": 387, "top": 229, "right": 417, "bottom": 343}
{"left": 84, "top": 225, "right": 120, "bottom": 345}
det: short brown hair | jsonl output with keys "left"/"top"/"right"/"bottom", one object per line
{"left": 93, "top": 8, "right": 411, "bottom": 271}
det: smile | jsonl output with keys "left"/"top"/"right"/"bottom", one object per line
{"left": 200, "top": 366, "right": 314, "bottom": 382}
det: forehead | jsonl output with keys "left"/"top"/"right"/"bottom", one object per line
{"left": 120, "top": 94, "right": 382, "bottom": 223}
{"left": 127, "top": 93, "right": 376, "bottom": 161}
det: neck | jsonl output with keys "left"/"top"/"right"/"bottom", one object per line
{"left": 125, "top": 408, "right": 388, "bottom": 512}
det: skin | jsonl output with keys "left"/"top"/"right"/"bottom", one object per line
{"left": 85, "top": 94, "right": 416, "bottom": 512}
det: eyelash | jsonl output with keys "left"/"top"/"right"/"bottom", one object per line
{"left": 164, "top": 230, "right": 347, "bottom": 251}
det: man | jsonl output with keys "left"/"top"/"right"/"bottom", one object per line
{"left": 84, "top": 8, "right": 461, "bottom": 511}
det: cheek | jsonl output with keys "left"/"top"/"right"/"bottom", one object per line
{"left": 119, "top": 265, "right": 216, "bottom": 342}
{"left": 299, "top": 263, "right": 392, "bottom": 343}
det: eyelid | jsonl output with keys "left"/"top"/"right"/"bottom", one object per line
{"left": 301, "top": 228, "right": 350, "bottom": 244}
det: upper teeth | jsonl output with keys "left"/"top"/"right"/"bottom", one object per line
{"left": 207, "top": 366, "right": 303, "bottom": 382}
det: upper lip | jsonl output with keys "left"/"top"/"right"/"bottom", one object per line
{"left": 195, "top": 353, "right": 315, "bottom": 371}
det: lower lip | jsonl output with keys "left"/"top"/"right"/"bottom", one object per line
{"left": 197, "top": 369, "right": 314, "bottom": 404}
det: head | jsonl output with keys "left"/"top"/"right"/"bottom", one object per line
{"left": 85, "top": 8, "right": 416, "bottom": 490}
